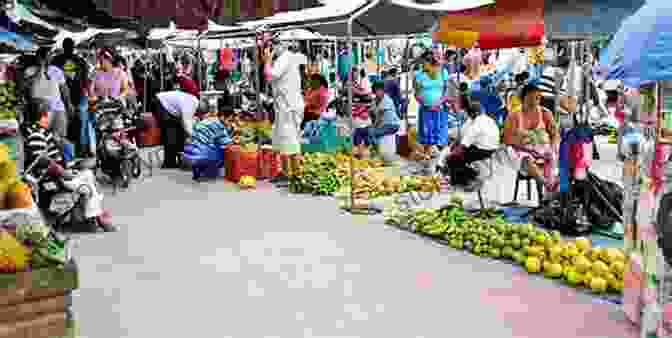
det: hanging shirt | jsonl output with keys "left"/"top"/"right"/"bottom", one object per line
{"left": 219, "top": 48, "right": 234, "bottom": 72}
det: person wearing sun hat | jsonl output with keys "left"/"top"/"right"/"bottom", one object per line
{"left": 262, "top": 32, "right": 308, "bottom": 185}
{"left": 502, "top": 79, "right": 560, "bottom": 193}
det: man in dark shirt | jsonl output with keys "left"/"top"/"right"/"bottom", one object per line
{"left": 383, "top": 68, "right": 402, "bottom": 118}
{"left": 51, "top": 38, "right": 91, "bottom": 155}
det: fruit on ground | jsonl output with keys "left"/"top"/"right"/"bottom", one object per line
{"left": 525, "top": 256, "right": 541, "bottom": 273}
{"left": 610, "top": 260, "right": 625, "bottom": 277}
{"left": 566, "top": 270, "right": 582, "bottom": 286}
{"left": 575, "top": 237, "right": 591, "bottom": 252}
{"left": 549, "top": 245, "right": 563, "bottom": 262}
{"left": 605, "top": 248, "right": 625, "bottom": 263}
{"left": 502, "top": 246, "right": 514, "bottom": 258}
{"left": 591, "top": 260, "right": 610, "bottom": 277}
{"left": 544, "top": 262, "right": 563, "bottom": 278}
{"left": 583, "top": 271, "right": 593, "bottom": 287}
{"left": 574, "top": 255, "right": 592, "bottom": 274}
{"left": 590, "top": 277, "right": 608, "bottom": 293}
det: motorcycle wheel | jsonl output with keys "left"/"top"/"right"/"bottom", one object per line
{"left": 131, "top": 155, "right": 142, "bottom": 178}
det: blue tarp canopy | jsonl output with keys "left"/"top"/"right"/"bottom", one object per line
{"left": 603, "top": 0, "right": 672, "bottom": 87}
{"left": 544, "top": 0, "right": 645, "bottom": 37}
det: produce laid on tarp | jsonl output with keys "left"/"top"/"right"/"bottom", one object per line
{"left": 289, "top": 152, "right": 440, "bottom": 197}
{"left": 384, "top": 201, "right": 625, "bottom": 295}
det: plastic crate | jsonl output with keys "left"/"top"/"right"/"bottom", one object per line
{"left": 302, "top": 135, "right": 352, "bottom": 154}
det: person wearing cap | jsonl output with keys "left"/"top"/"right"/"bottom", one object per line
{"left": 352, "top": 80, "right": 400, "bottom": 159}
{"left": 502, "top": 81, "right": 560, "bottom": 192}
{"left": 262, "top": 36, "right": 307, "bottom": 184}
{"left": 25, "top": 47, "right": 72, "bottom": 139}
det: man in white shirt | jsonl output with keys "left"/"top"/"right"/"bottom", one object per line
{"left": 438, "top": 95, "right": 500, "bottom": 190}
{"left": 156, "top": 87, "right": 200, "bottom": 168}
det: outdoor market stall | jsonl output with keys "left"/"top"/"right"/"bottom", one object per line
{"left": 234, "top": 0, "right": 495, "bottom": 213}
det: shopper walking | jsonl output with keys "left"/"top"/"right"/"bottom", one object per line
{"left": 52, "top": 38, "right": 90, "bottom": 150}
{"left": 24, "top": 47, "right": 72, "bottom": 140}
{"left": 262, "top": 38, "right": 307, "bottom": 184}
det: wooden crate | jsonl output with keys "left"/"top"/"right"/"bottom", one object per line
{"left": 0, "top": 311, "right": 67, "bottom": 338}
{"left": 0, "top": 261, "right": 78, "bottom": 307}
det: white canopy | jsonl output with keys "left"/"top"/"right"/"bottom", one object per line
{"left": 51, "top": 28, "right": 122, "bottom": 48}
{"left": 166, "top": 38, "right": 254, "bottom": 50}
{"left": 278, "top": 29, "right": 322, "bottom": 40}
{"left": 149, "top": 21, "right": 242, "bottom": 40}
{"left": 238, "top": 0, "right": 494, "bottom": 38}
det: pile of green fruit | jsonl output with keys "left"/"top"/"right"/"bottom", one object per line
{"left": 384, "top": 204, "right": 626, "bottom": 294}
{"left": 289, "top": 152, "right": 346, "bottom": 194}
{"left": 0, "top": 80, "right": 17, "bottom": 120}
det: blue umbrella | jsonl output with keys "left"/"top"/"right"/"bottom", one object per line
{"left": 604, "top": 0, "right": 672, "bottom": 87}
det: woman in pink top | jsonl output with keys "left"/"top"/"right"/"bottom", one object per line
{"left": 90, "top": 48, "right": 128, "bottom": 98}
{"left": 113, "top": 56, "right": 136, "bottom": 97}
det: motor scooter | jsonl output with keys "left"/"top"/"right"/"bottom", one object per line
{"left": 22, "top": 153, "right": 111, "bottom": 233}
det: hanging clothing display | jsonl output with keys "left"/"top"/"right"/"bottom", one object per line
{"left": 218, "top": 48, "right": 235, "bottom": 79}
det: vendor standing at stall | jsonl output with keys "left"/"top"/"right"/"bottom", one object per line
{"left": 414, "top": 50, "right": 453, "bottom": 160}
{"left": 262, "top": 39, "right": 307, "bottom": 185}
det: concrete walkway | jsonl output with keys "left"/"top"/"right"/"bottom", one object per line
{"left": 70, "top": 142, "right": 637, "bottom": 338}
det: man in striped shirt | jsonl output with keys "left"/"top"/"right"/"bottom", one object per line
{"left": 22, "top": 98, "right": 63, "bottom": 169}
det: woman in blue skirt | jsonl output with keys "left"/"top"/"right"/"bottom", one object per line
{"left": 414, "top": 50, "right": 456, "bottom": 160}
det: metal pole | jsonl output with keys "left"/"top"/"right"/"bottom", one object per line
{"left": 346, "top": 0, "right": 380, "bottom": 213}
{"left": 376, "top": 39, "right": 381, "bottom": 79}
{"left": 143, "top": 39, "right": 149, "bottom": 115}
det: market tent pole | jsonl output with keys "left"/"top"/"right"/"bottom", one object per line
{"left": 143, "top": 36, "right": 149, "bottom": 115}
{"left": 376, "top": 39, "right": 381, "bottom": 78}
{"left": 160, "top": 47, "right": 164, "bottom": 91}
{"left": 347, "top": 0, "right": 381, "bottom": 214}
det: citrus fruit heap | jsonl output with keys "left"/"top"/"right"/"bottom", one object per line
{"left": 385, "top": 206, "right": 626, "bottom": 294}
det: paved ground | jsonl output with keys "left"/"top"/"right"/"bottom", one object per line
{"left": 70, "top": 140, "right": 638, "bottom": 338}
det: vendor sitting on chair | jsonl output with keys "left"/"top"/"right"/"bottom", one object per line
{"left": 352, "top": 80, "right": 400, "bottom": 159}
{"left": 183, "top": 104, "right": 237, "bottom": 182}
{"left": 437, "top": 93, "right": 500, "bottom": 191}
